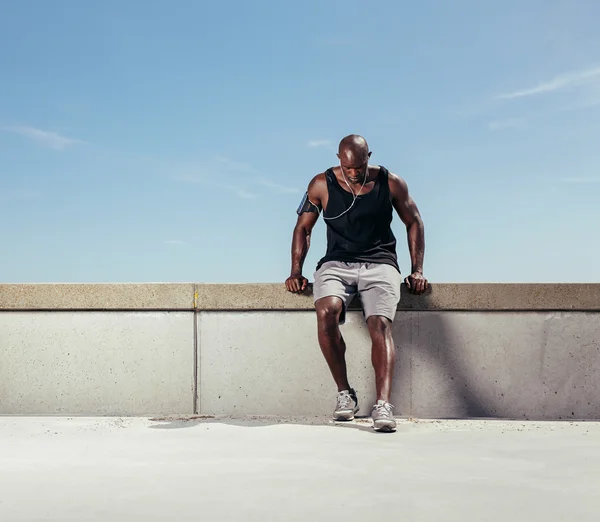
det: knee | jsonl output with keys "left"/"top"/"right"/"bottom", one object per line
{"left": 367, "top": 315, "right": 393, "bottom": 335}
{"left": 316, "top": 299, "right": 343, "bottom": 327}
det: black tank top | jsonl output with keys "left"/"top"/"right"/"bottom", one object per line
{"left": 316, "top": 165, "right": 399, "bottom": 272}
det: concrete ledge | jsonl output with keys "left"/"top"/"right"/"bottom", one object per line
{"left": 0, "top": 283, "right": 195, "bottom": 310}
{"left": 0, "top": 283, "right": 599, "bottom": 311}
{"left": 197, "top": 283, "right": 600, "bottom": 311}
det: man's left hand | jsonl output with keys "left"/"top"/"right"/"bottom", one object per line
{"left": 404, "top": 272, "right": 428, "bottom": 295}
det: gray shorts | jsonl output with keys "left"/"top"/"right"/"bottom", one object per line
{"left": 313, "top": 261, "right": 402, "bottom": 324}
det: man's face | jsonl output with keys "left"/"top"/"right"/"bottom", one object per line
{"left": 338, "top": 151, "right": 371, "bottom": 184}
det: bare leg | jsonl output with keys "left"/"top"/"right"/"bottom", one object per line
{"left": 315, "top": 297, "right": 351, "bottom": 392}
{"left": 367, "top": 315, "right": 396, "bottom": 402}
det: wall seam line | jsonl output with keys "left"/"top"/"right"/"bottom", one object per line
{"left": 193, "top": 283, "right": 199, "bottom": 414}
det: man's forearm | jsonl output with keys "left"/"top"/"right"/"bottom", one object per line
{"left": 407, "top": 218, "right": 425, "bottom": 273}
{"left": 291, "top": 226, "right": 310, "bottom": 275}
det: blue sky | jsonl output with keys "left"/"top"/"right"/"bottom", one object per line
{"left": 1, "top": 0, "right": 599, "bottom": 283}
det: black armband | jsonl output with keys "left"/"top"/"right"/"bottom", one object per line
{"left": 296, "top": 192, "right": 321, "bottom": 215}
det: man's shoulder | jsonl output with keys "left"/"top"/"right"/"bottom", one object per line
{"left": 383, "top": 168, "right": 409, "bottom": 197}
{"left": 307, "top": 171, "right": 329, "bottom": 193}
{"left": 380, "top": 166, "right": 405, "bottom": 184}
{"left": 303, "top": 172, "right": 329, "bottom": 204}
{"left": 310, "top": 171, "right": 328, "bottom": 183}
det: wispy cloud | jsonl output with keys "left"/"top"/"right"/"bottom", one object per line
{"left": 164, "top": 239, "right": 187, "bottom": 245}
{"left": 498, "top": 66, "right": 600, "bottom": 100}
{"left": 307, "top": 139, "right": 333, "bottom": 149}
{"left": 3, "top": 125, "right": 83, "bottom": 149}
{"left": 215, "top": 155, "right": 258, "bottom": 173}
{"left": 232, "top": 188, "right": 257, "bottom": 199}
{"left": 177, "top": 157, "right": 301, "bottom": 198}
{"left": 256, "top": 178, "right": 299, "bottom": 194}
{"left": 487, "top": 118, "right": 527, "bottom": 131}
{"left": 561, "top": 177, "right": 600, "bottom": 184}
{"left": 177, "top": 174, "right": 258, "bottom": 199}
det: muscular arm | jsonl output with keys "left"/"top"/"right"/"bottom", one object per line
{"left": 291, "top": 211, "right": 319, "bottom": 275}
{"left": 286, "top": 175, "right": 326, "bottom": 292}
{"left": 389, "top": 173, "right": 428, "bottom": 292}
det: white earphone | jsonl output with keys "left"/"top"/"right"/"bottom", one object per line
{"left": 323, "top": 164, "right": 369, "bottom": 221}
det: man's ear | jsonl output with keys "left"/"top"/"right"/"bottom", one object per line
{"left": 368, "top": 151, "right": 372, "bottom": 158}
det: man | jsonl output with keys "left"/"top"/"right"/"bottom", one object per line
{"left": 285, "top": 134, "right": 428, "bottom": 432}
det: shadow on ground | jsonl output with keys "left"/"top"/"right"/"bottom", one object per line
{"left": 147, "top": 414, "right": 413, "bottom": 435}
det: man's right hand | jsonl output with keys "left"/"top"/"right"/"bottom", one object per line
{"left": 285, "top": 273, "right": 308, "bottom": 293}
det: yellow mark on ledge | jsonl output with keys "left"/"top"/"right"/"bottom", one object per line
{"left": 194, "top": 291, "right": 198, "bottom": 308}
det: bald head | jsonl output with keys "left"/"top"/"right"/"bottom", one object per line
{"left": 338, "top": 134, "right": 369, "bottom": 160}
{"left": 337, "top": 134, "right": 372, "bottom": 184}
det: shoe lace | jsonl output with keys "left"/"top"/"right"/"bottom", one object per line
{"left": 337, "top": 392, "right": 354, "bottom": 409}
{"left": 374, "top": 402, "right": 394, "bottom": 417}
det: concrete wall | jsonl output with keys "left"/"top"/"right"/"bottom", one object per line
{"left": 0, "top": 312, "right": 195, "bottom": 415}
{"left": 198, "top": 310, "right": 600, "bottom": 420}
{"left": 1, "top": 283, "right": 599, "bottom": 419}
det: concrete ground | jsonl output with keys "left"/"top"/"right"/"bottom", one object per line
{"left": 1, "top": 416, "right": 599, "bottom": 522}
